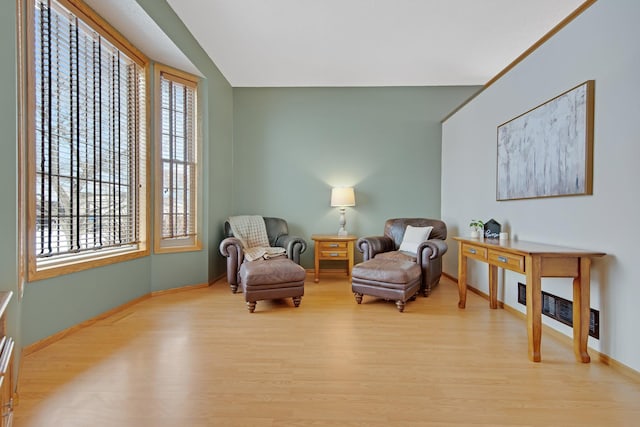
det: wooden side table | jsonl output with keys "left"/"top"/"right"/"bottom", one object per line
{"left": 311, "top": 234, "right": 357, "bottom": 283}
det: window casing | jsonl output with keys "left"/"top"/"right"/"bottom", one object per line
{"left": 154, "top": 64, "right": 201, "bottom": 253}
{"left": 26, "top": 0, "right": 149, "bottom": 280}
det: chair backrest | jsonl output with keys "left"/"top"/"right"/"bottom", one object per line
{"left": 383, "top": 218, "right": 447, "bottom": 250}
{"left": 224, "top": 216, "right": 290, "bottom": 247}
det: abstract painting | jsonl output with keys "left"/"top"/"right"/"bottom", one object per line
{"left": 496, "top": 80, "right": 594, "bottom": 201}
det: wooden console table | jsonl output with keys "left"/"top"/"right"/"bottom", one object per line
{"left": 454, "top": 237, "right": 604, "bottom": 363}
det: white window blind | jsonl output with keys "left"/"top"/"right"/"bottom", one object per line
{"left": 32, "top": 0, "right": 146, "bottom": 267}
{"left": 159, "top": 72, "right": 197, "bottom": 243}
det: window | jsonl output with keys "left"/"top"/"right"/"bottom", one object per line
{"left": 26, "top": 0, "right": 149, "bottom": 280}
{"left": 154, "top": 64, "right": 201, "bottom": 253}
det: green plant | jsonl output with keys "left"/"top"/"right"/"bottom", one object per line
{"left": 469, "top": 219, "right": 484, "bottom": 232}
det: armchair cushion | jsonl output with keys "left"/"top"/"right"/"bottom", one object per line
{"left": 374, "top": 251, "right": 415, "bottom": 263}
{"left": 398, "top": 225, "right": 433, "bottom": 254}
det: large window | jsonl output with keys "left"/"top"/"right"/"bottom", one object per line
{"left": 26, "top": 0, "right": 149, "bottom": 280}
{"left": 154, "top": 64, "right": 200, "bottom": 253}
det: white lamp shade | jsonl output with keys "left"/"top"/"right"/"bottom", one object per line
{"left": 330, "top": 187, "right": 355, "bottom": 207}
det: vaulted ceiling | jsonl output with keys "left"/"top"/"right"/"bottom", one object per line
{"left": 166, "top": 0, "right": 586, "bottom": 87}
{"left": 87, "top": 0, "right": 587, "bottom": 87}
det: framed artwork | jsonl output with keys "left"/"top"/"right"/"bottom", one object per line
{"left": 496, "top": 80, "right": 595, "bottom": 201}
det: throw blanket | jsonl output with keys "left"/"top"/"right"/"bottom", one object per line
{"left": 228, "top": 215, "right": 286, "bottom": 261}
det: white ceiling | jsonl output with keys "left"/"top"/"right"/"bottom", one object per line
{"left": 84, "top": 0, "right": 202, "bottom": 76}
{"left": 83, "top": 0, "right": 587, "bottom": 87}
{"left": 166, "top": 0, "right": 587, "bottom": 87}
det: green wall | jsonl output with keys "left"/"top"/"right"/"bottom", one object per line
{"left": 135, "top": 0, "right": 234, "bottom": 288}
{"left": 17, "top": 0, "right": 235, "bottom": 347}
{"left": 0, "top": 0, "right": 21, "bottom": 370}
{"left": 233, "top": 87, "right": 478, "bottom": 267}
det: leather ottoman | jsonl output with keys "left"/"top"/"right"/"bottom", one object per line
{"left": 239, "top": 257, "right": 306, "bottom": 313}
{"left": 351, "top": 258, "right": 421, "bottom": 312}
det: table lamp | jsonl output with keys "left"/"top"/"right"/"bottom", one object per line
{"left": 330, "top": 187, "right": 355, "bottom": 236}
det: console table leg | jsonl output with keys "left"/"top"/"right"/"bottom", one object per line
{"left": 526, "top": 255, "right": 542, "bottom": 362}
{"left": 573, "top": 257, "right": 591, "bottom": 363}
{"left": 489, "top": 264, "right": 498, "bottom": 309}
{"left": 457, "top": 242, "right": 467, "bottom": 309}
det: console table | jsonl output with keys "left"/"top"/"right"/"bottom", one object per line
{"left": 454, "top": 237, "right": 605, "bottom": 363}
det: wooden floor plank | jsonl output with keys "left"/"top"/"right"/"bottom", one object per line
{"left": 14, "top": 275, "right": 640, "bottom": 426}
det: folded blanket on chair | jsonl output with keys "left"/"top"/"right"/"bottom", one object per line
{"left": 228, "top": 215, "right": 286, "bottom": 261}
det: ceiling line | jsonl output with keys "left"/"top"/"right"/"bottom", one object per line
{"left": 441, "top": 0, "right": 597, "bottom": 123}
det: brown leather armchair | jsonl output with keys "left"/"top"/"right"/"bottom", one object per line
{"left": 219, "top": 217, "right": 307, "bottom": 293}
{"left": 356, "top": 218, "right": 447, "bottom": 296}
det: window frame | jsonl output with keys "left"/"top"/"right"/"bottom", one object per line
{"left": 23, "top": 0, "right": 150, "bottom": 281}
{"left": 153, "top": 63, "right": 202, "bottom": 254}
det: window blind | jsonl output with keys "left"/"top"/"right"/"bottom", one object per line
{"left": 33, "top": 0, "right": 146, "bottom": 262}
{"left": 159, "top": 72, "right": 197, "bottom": 241}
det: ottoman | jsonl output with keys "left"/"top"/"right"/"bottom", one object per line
{"left": 239, "top": 257, "right": 306, "bottom": 313}
{"left": 351, "top": 258, "right": 421, "bottom": 312}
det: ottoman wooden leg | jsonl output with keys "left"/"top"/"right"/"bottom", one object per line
{"left": 423, "top": 283, "right": 432, "bottom": 297}
{"left": 293, "top": 296, "right": 302, "bottom": 307}
{"left": 354, "top": 293, "right": 363, "bottom": 304}
{"left": 424, "top": 280, "right": 438, "bottom": 297}
{"left": 396, "top": 300, "right": 405, "bottom": 312}
{"left": 247, "top": 301, "right": 256, "bottom": 313}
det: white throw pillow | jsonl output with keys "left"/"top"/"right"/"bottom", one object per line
{"left": 398, "top": 225, "right": 433, "bottom": 254}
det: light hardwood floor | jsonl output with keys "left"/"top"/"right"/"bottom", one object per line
{"left": 14, "top": 275, "right": 640, "bottom": 426}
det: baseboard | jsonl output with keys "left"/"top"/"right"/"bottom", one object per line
{"left": 209, "top": 273, "right": 227, "bottom": 285}
{"left": 150, "top": 282, "right": 209, "bottom": 297}
{"left": 304, "top": 268, "right": 349, "bottom": 274}
{"left": 23, "top": 279, "right": 215, "bottom": 356}
{"left": 441, "top": 271, "right": 457, "bottom": 283}
{"left": 17, "top": 279, "right": 221, "bottom": 407}
{"left": 598, "top": 353, "right": 640, "bottom": 383}
{"left": 441, "top": 272, "right": 640, "bottom": 383}
{"left": 22, "top": 294, "right": 151, "bottom": 357}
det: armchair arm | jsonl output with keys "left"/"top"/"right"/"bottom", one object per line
{"left": 416, "top": 239, "right": 448, "bottom": 265}
{"left": 356, "top": 236, "right": 394, "bottom": 261}
{"left": 219, "top": 237, "right": 244, "bottom": 290}
{"left": 275, "top": 235, "right": 307, "bottom": 265}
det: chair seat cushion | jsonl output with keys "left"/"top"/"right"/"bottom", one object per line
{"left": 374, "top": 250, "right": 416, "bottom": 262}
{"left": 240, "top": 257, "right": 306, "bottom": 287}
{"left": 352, "top": 258, "right": 420, "bottom": 285}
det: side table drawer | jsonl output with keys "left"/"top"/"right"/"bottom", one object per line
{"left": 319, "top": 241, "right": 348, "bottom": 250}
{"left": 488, "top": 249, "right": 525, "bottom": 273}
{"left": 320, "top": 250, "right": 347, "bottom": 259}
{"left": 462, "top": 243, "right": 487, "bottom": 261}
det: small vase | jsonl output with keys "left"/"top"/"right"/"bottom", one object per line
{"left": 470, "top": 230, "right": 479, "bottom": 238}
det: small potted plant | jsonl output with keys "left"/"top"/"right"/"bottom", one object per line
{"left": 469, "top": 219, "right": 484, "bottom": 238}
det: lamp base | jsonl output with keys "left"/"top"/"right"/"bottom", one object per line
{"left": 337, "top": 208, "right": 348, "bottom": 236}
